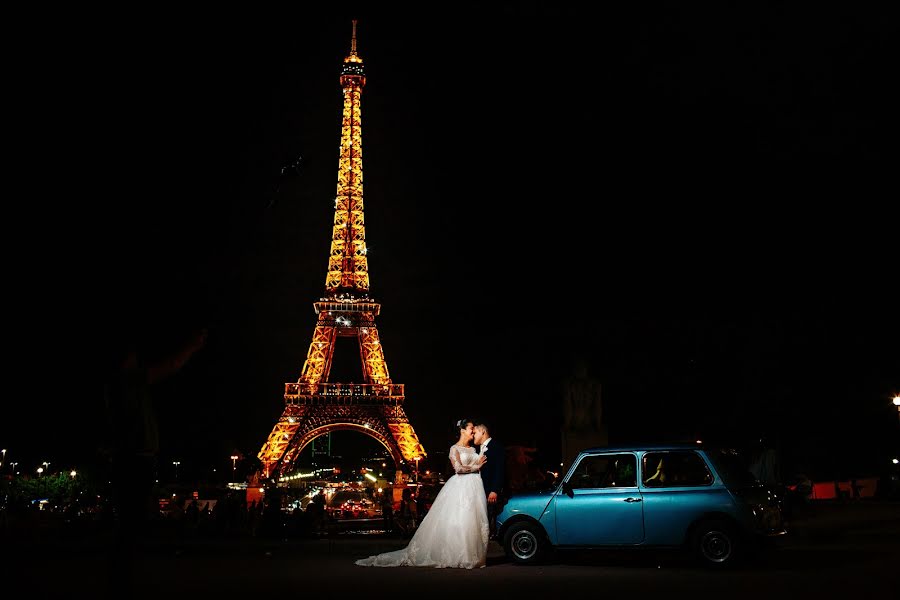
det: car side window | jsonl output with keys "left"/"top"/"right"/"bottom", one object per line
{"left": 642, "top": 451, "right": 713, "bottom": 487}
{"left": 569, "top": 454, "right": 636, "bottom": 490}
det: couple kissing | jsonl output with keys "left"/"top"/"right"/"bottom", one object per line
{"left": 355, "top": 418, "right": 506, "bottom": 569}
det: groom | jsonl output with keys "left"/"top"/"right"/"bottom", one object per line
{"left": 473, "top": 421, "right": 506, "bottom": 540}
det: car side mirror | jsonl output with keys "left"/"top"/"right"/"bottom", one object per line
{"left": 561, "top": 481, "right": 574, "bottom": 498}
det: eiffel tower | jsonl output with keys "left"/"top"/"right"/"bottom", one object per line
{"left": 256, "top": 20, "right": 426, "bottom": 481}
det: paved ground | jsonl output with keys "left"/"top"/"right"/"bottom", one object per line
{"left": 5, "top": 501, "right": 899, "bottom": 599}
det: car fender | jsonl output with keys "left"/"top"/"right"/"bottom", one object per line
{"left": 683, "top": 511, "right": 744, "bottom": 547}
{"left": 497, "top": 493, "right": 557, "bottom": 543}
{"left": 498, "top": 514, "right": 550, "bottom": 545}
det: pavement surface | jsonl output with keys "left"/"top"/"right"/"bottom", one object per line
{"left": 4, "top": 500, "right": 899, "bottom": 599}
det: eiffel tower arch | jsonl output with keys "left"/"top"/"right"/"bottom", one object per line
{"left": 256, "top": 20, "right": 426, "bottom": 481}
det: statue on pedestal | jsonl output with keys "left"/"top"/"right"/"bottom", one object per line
{"left": 561, "top": 358, "right": 607, "bottom": 470}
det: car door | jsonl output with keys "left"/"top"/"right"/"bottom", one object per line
{"left": 639, "top": 450, "right": 721, "bottom": 545}
{"left": 554, "top": 452, "right": 644, "bottom": 546}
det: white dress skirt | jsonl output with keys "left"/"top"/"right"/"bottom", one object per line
{"left": 355, "top": 444, "right": 489, "bottom": 568}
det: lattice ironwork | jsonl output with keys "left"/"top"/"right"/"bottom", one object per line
{"left": 257, "top": 20, "right": 426, "bottom": 479}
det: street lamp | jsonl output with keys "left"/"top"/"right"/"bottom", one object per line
{"left": 414, "top": 456, "right": 420, "bottom": 483}
{"left": 230, "top": 455, "right": 239, "bottom": 482}
{"left": 173, "top": 461, "right": 181, "bottom": 481}
{"left": 70, "top": 470, "right": 77, "bottom": 478}
{"left": 10, "top": 462, "right": 18, "bottom": 475}
{"left": 893, "top": 396, "right": 900, "bottom": 424}
{"left": 36, "top": 467, "right": 44, "bottom": 476}
{"left": 1, "top": 448, "right": 6, "bottom": 468}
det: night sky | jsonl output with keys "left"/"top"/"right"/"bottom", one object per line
{"left": 5, "top": 4, "right": 897, "bottom": 482}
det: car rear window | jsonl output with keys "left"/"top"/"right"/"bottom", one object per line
{"left": 642, "top": 451, "right": 713, "bottom": 487}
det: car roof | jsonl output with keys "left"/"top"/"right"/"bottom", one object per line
{"left": 579, "top": 443, "right": 707, "bottom": 453}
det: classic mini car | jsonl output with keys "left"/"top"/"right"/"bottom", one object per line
{"left": 496, "top": 443, "right": 786, "bottom": 568}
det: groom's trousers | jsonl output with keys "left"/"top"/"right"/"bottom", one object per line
{"left": 487, "top": 494, "right": 507, "bottom": 540}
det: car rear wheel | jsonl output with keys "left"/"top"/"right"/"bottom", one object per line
{"left": 691, "top": 519, "right": 741, "bottom": 569}
{"left": 504, "top": 522, "right": 547, "bottom": 565}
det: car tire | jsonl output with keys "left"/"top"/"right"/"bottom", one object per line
{"left": 503, "top": 521, "right": 547, "bottom": 565}
{"left": 691, "top": 519, "right": 741, "bottom": 569}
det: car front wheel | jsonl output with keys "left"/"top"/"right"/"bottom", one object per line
{"left": 691, "top": 519, "right": 741, "bottom": 568}
{"left": 504, "top": 521, "right": 547, "bottom": 565}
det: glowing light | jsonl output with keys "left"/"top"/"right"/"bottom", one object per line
{"left": 893, "top": 396, "right": 900, "bottom": 406}
{"left": 893, "top": 459, "right": 899, "bottom": 465}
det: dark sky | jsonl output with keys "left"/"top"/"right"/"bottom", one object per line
{"left": 5, "top": 4, "right": 897, "bottom": 481}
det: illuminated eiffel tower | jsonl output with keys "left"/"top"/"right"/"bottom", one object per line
{"left": 256, "top": 20, "right": 426, "bottom": 480}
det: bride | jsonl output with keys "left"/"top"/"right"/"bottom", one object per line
{"left": 355, "top": 419, "right": 490, "bottom": 568}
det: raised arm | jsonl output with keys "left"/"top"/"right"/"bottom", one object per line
{"left": 147, "top": 329, "right": 207, "bottom": 383}
{"left": 449, "top": 446, "right": 484, "bottom": 474}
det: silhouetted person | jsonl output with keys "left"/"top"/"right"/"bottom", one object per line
{"left": 101, "top": 327, "right": 206, "bottom": 597}
{"left": 381, "top": 492, "right": 394, "bottom": 534}
{"left": 248, "top": 500, "right": 261, "bottom": 537}
{"left": 186, "top": 498, "right": 200, "bottom": 535}
{"left": 749, "top": 437, "right": 782, "bottom": 488}
{"left": 397, "top": 488, "right": 417, "bottom": 537}
{"left": 259, "top": 486, "right": 284, "bottom": 538}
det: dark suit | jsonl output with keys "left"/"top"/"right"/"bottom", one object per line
{"left": 478, "top": 438, "right": 506, "bottom": 539}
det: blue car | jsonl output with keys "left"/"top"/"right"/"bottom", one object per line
{"left": 496, "top": 443, "right": 786, "bottom": 568}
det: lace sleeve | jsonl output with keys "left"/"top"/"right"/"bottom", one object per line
{"left": 449, "top": 445, "right": 482, "bottom": 474}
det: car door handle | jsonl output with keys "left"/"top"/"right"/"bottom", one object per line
{"left": 623, "top": 497, "right": 642, "bottom": 503}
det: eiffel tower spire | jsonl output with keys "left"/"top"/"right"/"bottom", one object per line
{"left": 349, "top": 18, "right": 359, "bottom": 57}
{"left": 328, "top": 18, "right": 368, "bottom": 296}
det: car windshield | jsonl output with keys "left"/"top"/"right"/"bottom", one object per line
{"left": 706, "top": 448, "right": 759, "bottom": 487}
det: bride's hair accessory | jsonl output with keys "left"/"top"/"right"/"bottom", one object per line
{"left": 456, "top": 418, "right": 469, "bottom": 430}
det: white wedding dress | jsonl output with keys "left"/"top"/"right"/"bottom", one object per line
{"left": 355, "top": 444, "right": 489, "bottom": 568}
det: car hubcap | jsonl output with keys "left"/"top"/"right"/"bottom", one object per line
{"left": 700, "top": 530, "right": 732, "bottom": 562}
{"left": 511, "top": 530, "right": 538, "bottom": 560}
